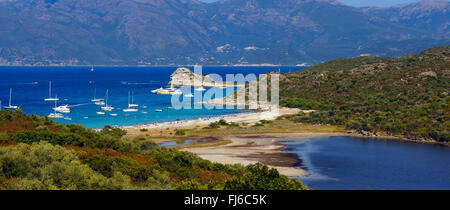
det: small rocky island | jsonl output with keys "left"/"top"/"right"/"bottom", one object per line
{"left": 168, "top": 67, "right": 275, "bottom": 110}
{"left": 168, "top": 67, "right": 243, "bottom": 87}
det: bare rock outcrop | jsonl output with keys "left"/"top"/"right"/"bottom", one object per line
{"left": 168, "top": 67, "right": 242, "bottom": 87}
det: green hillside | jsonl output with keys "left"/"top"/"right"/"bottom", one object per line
{"left": 0, "top": 111, "right": 308, "bottom": 190}
{"left": 280, "top": 46, "right": 449, "bottom": 142}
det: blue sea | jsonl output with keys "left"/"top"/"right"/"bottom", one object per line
{"left": 283, "top": 137, "right": 450, "bottom": 190}
{"left": 0, "top": 66, "right": 303, "bottom": 128}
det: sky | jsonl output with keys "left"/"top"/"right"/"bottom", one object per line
{"left": 198, "top": 0, "right": 436, "bottom": 7}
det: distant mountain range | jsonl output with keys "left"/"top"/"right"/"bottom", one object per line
{"left": 0, "top": 0, "right": 448, "bottom": 65}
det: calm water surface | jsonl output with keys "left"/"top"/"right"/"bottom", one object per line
{"left": 0, "top": 66, "right": 303, "bottom": 128}
{"left": 282, "top": 137, "right": 450, "bottom": 190}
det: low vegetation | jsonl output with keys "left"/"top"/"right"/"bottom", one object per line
{"left": 280, "top": 46, "right": 449, "bottom": 142}
{"left": 0, "top": 110, "right": 308, "bottom": 190}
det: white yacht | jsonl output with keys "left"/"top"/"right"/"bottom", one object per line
{"left": 53, "top": 104, "right": 71, "bottom": 113}
{"left": 95, "top": 101, "right": 106, "bottom": 106}
{"left": 48, "top": 113, "right": 64, "bottom": 118}
{"left": 155, "top": 109, "right": 163, "bottom": 112}
{"left": 129, "top": 91, "right": 139, "bottom": 107}
{"left": 44, "top": 81, "right": 59, "bottom": 101}
{"left": 4, "top": 88, "right": 19, "bottom": 110}
{"left": 48, "top": 100, "right": 63, "bottom": 118}
{"left": 123, "top": 91, "right": 138, "bottom": 112}
{"left": 151, "top": 87, "right": 164, "bottom": 93}
{"left": 52, "top": 95, "right": 70, "bottom": 113}
{"left": 123, "top": 108, "right": 138, "bottom": 112}
{"left": 91, "top": 87, "right": 104, "bottom": 102}
{"left": 152, "top": 84, "right": 182, "bottom": 95}
{"left": 101, "top": 89, "right": 114, "bottom": 111}
{"left": 101, "top": 105, "right": 114, "bottom": 112}
{"left": 110, "top": 113, "right": 118, "bottom": 117}
{"left": 184, "top": 93, "right": 194, "bottom": 97}
{"left": 96, "top": 111, "right": 105, "bottom": 115}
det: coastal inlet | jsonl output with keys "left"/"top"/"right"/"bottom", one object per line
{"left": 0, "top": 66, "right": 304, "bottom": 128}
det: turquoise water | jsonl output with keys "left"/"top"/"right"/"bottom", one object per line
{"left": 282, "top": 137, "right": 450, "bottom": 190}
{"left": 0, "top": 66, "right": 303, "bottom": 128}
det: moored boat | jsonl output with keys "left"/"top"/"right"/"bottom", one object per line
{"left": 44, "top": 81, "right": 59, "bottom": 101}
{"left": 48, "top": 113, "right": 64, "bottom": 118}
{"left": 152, "top": 84, "right": 182, "bottom": 95}
{"left": 4, "top": 88, "right": 19, "bottom": 110}
{"left": 101, "top": 89, "right": 114, "bottom": 111}
{"left": 123, "top": 91, "right": 138, "bottom": 112}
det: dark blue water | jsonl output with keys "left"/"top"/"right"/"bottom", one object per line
{"left": 0, "top": 66, "right": 304, "bottom": 128}
{"left": 282, "top": 137, "right": 450, "bottom": 190}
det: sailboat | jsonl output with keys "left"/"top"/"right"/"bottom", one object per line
{"left": 123, "top": 91, "right": 138, "bottom": 112}
{"left": 90, "top": 65, "right": 95, "bottom": 72}
{"left": 48, "top": 100, "right": 63, "bottom": 118}
{"left": 101, "top": 89, "right": 114, "bottom": 111}
{"left": 91, "top": 87, "right": 104, "bottom": 102}
{"left": 95, "top": 101, "right": 105, "bottom": 106}
{"left": 44, "top": 81, "right": 59, "bottom": 101}
{"left": 129, "top": 91, "right": 139, "bottom": 107}
{"left": 4, "top": 88, "right": 19, "bottom": 110}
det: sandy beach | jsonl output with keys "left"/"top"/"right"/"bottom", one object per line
{"left": 122, "top": 107, "right": 420, "bottom": 177}
{"left": 121, "top": 107, "right": 346, "bottom": 177}
{"left": 121, "top": 107, "right": 303, "bottom": 130}
{"left": 183, "top": 133, "right": 350, "bottom": 177}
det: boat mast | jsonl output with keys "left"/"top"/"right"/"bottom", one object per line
{"left": 128, "top": 91, "right": 131, "bottom": 108}
{"left": 49, "top": 81, "right": 52, "bottom": 98}
{"left": 52, "top": 96, "right": 58, "bottom": 115}
{"left": 9, "top": 88, "right": 12, "bottom": 107}
{"left": 105, "top": 89, "right": 109, "bottom": 107}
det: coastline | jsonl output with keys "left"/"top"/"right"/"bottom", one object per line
{"left": 182, "top": 132, "right": 449, "bottom": 177}
{"left": 122, "top": 107, "right": 448, "bottom": 177}
{"left": 183, "top": 133, "right": 345, "bottom": 177}
{"left": 121, "top": 107, "right": 300, "bottom": 130}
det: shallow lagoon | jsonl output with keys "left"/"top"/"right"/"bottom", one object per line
{"left": 282, "top": 137, "right": 450, "bottom": 190}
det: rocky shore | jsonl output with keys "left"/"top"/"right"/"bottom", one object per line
{"left": 168, "top": 67, "right": 244, "bottom": 87}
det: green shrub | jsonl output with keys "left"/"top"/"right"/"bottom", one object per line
{"left": 175, "top": 129, "right": 186, "bottom": 136}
